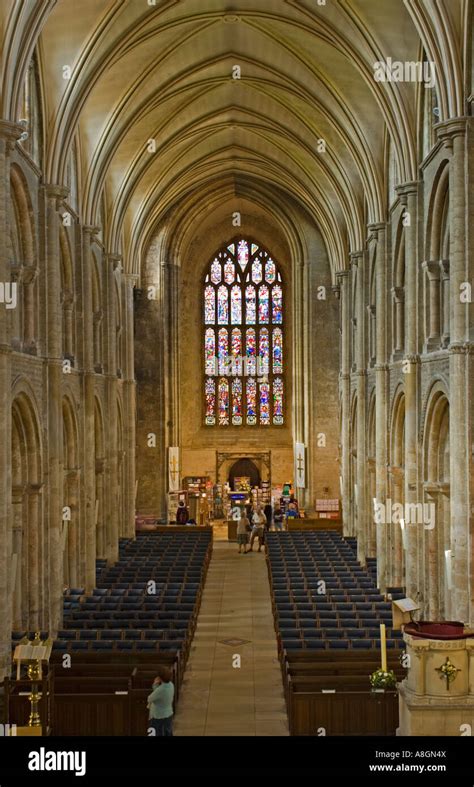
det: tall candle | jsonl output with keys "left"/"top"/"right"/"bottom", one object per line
{"left": 380, "top": 623, "right": 387, "bottom": 672}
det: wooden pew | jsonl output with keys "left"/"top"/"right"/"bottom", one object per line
{"left": 288, "top": 687, "right": 398, "bottom": 736}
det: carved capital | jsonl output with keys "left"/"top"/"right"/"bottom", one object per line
{"left": 439, "top": 259, "right": 450, "bottom": 278}
{"left": 391, "top": 286, "right": 404, "bottom": 303}
{"left": 336, "top": 270, "right": 350, "bottom": 281}
{"left": 367, "top": 222, "right": 387, "bottom": 234}
{"left": 435, "top": 117, "right": 469, "bottom": 149}
{"left": 43, "top": 183, "right": 69, "bottom": 206}
{"left": 83, "top": 225, "right": 101, "bottom": 238}
{"left": 350, "top": 250, "right": 364, "bottom": 268}
{"left": 422, "top": 260, "right": 440, "bottom": 281}
{"left": 0, "top": 120, "right": 24, "bottom": 152}
{"left": 395, "top": 181, "right": 419, "bottom": 205}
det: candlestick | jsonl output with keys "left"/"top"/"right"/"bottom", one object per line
{"left": 380, "top": 623, "right": 387, "bottom": 672}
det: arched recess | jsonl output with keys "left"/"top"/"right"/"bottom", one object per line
{"left": 59, "top": 226, "right": 76, "bottom": 361}
{"left": 367, "top": 391, "right": 377, "bottom": 557}
{"left": 391, "top": 219, "right": 406, "bottom": 361}
{"left": 94, "top": 398, "right": 106, "bottom": 558}
{"left": 422, "top": 385, "right": 450, "bottom": 619}
{"left": 91, "top": 253, "right": 103, "bottom": 372}
{"left": 424, "top": 163, "right": 450, "bottom": 351}
{"left": 62, "top": 395, "right": 80, "bottom": 588}
{"left": 11, "top": 386, "right": 43, "bottom": 631}
{"left": 9, "top": 164, "right": 38, "bottom": 353}
{"left": 388, "top": 389, "right": 405, "bottom": 587}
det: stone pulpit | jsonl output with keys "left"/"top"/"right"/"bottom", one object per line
{"left": 398, "top": 622, "right": 474, "bottom": 736}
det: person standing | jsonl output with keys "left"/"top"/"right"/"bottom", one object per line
{"left": 176, "top": 500, "right": 188, "bottom": 524}
{"left": 236, "top": 509, "right": 250, "bottom": 554}
{"left": 249, "top": 505, "right": 267, "bottom": 552}
{"left": 264, "top": 502, "right": 273, "bottom": 531}
{"left": 147, "top": 666, "right": 175, "bottom": 736}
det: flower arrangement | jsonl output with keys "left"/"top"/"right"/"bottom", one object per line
{"left": 435, "top": 657, "right": 460, "bottom": 690}
{"left": 370, "top": 668, "right": 397, "bottom": 690}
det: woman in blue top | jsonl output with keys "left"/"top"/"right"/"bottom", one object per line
{"left": 147, "top": 666, "right": 175, "bottom": 736}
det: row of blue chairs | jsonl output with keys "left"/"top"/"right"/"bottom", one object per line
{"left": 281, "top": 639, "right": 403, "bottom": 651}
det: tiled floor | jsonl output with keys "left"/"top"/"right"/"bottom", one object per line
{"left": 174, "top": 538, "right": 289, "bottom": 736}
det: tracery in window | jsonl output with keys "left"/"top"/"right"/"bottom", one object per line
{"left": 203, "top": 239, "right": 285, "bottom": 426}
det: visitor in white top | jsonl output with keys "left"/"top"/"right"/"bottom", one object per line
{"left": 249, "top": 506, "right": 267, "bottom": 552}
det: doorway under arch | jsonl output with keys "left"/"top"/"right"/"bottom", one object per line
{"left": 228, "top": 458, "right": 261, "bottom": 490}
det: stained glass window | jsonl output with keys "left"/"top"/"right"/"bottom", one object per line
{"left": 205, "top": 328, "right": 215, "bottom": 376}
{"left": 260, "top": 382, "right": 271, "bottom": 425}
{"left": 211, "top": 260, "right": 221, "bottom": 284}
{"left": 259, "top": 328, "right": 270, "bottom": 376}
{"left": 246, "top": 285, "right": 256, "bottom": 324}
{"left": 217, "top": 285, "right": 228, "bottom": 324}
{"left": 218, "top": 378, "right": 229, "bottom": 425}
{"left": 232, "top": 379, "right": 243, "bottom": 425}
{"left": 273, "top": 328, "right": 283, "bottom": 373}
{"left": 218, "top": 328, "right": 228, "bottom": 375}
{"left": 205, "top": 378, "right": 216, "bottom": 424}
{"left": 273, "top": 377, "right": 284, "bottom": 424}
{"left": 252, "top": 260, "right": 262, "bottom": 284}
{"left": 224, "top": 260, "right": 235, "bottom": 284}
{"left": 238, "top": 239, "right": 248, "bottom": 270}
{"left": 203, "top": 239, "right": 284, "bottom": 425}
{"left": 204, "top": 285, "right": 215, "bottom": 324}
{"left": 231, "top": 328, "right": 242, "bottom": 375}
{"left": 231, "top": 284, "right": 241, "bottom": 324}
{"left": 246, "top": 328, "right": 256, "bottom": 375}
{"left": 259, "top": 285, "right": 269, "bottom": 323}
{"left": 272, "top": 285, "right": 283, "bottom": 323}
{"left": 265, "top": 259, "right": 276, "bottom": 283}
{"left": 246, "top": 378, "right": 257, "bottom": 425}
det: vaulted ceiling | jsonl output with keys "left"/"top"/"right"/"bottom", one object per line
{"left": 0, "top": 0, "right": 470, "bottom": 272}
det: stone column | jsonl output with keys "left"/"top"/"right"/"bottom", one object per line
{"left": 391, "top": 286, "right": 405, "bottom": 358}
{"left": 27, "top": 484, "right": 42, "bottom": 629}
{"left": 352, "top": 251, "right": 367, "bottom": 564}
{"left": 422, "top": 261, "right": 441, "bottom": 351}
{"left": 104, "top": 253, "right": 121, "bottom": 563}
{"left": 437, "top": 118, "right": 472, "bottom": 623}
{"left": 0, "top": 120, "right": 21, "bottom": 676}
{"left": 43, "top": 183, "right": 68, "bottom": 635}
{"left": 11, "top": 487, "right": 24, "bottom": 630}
{"left": 336, "top": 270, "right": 351, "bottom": 536}
{"left": 439, "top": 260, "right": 450, "bottom": 348}
{"left": 370, "top": 222, "right": 389, "bottom": 592}
{"left": 82, "top": 226, "right": 99, "bottom": 591}
{"left": 123, "top": 273, "right": 138, "bottom": 537}
{"left": 161, "top": 259, "right": 180, "bottom": 519}
{"left": 396, "top": 182, "right": 420, "bottom": 602}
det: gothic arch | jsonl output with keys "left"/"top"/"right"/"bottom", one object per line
{"left": 10, "top": 386, "right": 43, "bottom": 631}
{"left": 389, "top": 388, "right": 405, "bottom": 586}
{"left": 9, "top": 164, "right": 38, "bottom": 351}
{"left": 60, "top": 225, "right": 76, "bottom": 359}
{"left": 422, "top": 384, "right": 450, "bottom": 618}
{"left": 94, "top": 397, "right": 106, "bottom": 558}
{"left": 62, "top": 395, "right": 80, "bottom": 587}
{"left": 426, "top": 162, "right": 450, "bottom": 262}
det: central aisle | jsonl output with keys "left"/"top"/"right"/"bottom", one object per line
{"left": 174, "top": 539, "right": 289, "bottom": 736}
